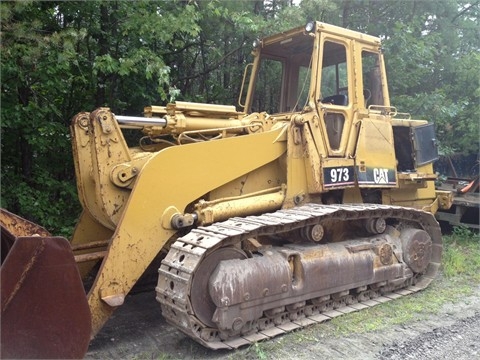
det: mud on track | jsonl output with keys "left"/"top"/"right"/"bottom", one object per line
{"left": 85, "top": 281, "right": 480, "bottom": 360}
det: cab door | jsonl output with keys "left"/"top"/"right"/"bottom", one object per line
{"left": 317, "top": 36, "right": 354, "bottom": 158}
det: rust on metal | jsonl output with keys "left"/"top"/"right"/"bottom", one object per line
{"left": 1, "top": 211, "right": 92, "bottom": 359}
{"left": 191, "top": 247, "right": 248, "bottom": 327}
{"left": 0, "top": 209, "right": 52, "bottom": 265}
{"left": 2, "top": 238, "right": 46, "bottom": 312}
{"left": 74, "top": 250, "right": 108, "bottom": 263}
{"left": 157, "top": 203, "right": 442, "bottom": 349}
{"left": 71, "top": 239, "right": 110, "bottom": 251}
{"left": 0, "top": 208, "right": 51, "bottom": 238}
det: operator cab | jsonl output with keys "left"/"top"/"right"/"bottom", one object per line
{"left": 243, "top": 22, "right": 387, "bottom": 116}
{"left": 242, "top": 21, "right": 389, "bottom": 156}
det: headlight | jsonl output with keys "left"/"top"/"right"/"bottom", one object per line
{"left": 305, "top": 21, "right": 315, "bottom": 33}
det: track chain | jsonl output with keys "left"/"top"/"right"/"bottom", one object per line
{"left": 156, "top": 203, "right": 442, "bottom": 349}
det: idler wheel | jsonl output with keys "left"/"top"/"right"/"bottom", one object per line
{"left": 400, "top": 228, "right": 433, "bottom": 273}
{"left": 190, "top": 247, "right": 247, "bottom": 327}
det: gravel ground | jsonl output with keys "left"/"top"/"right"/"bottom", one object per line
{"left": 85, "top": 282, "right": 480, "bottom": 359}
{"left": 378, "top": 313, "right": 480, "bottom": 360}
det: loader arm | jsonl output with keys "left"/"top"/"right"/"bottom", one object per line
{"left": 87, "top": 124, "right": 288, "bottom": 336}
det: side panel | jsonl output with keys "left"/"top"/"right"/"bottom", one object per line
{"left": 355, "top": 118, "right": 397, "bottom": 188}
{"left": 412, "top": 123, "right": 439, "bottom": 166}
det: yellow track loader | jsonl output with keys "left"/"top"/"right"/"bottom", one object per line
{"left": 1, "top": 22, "right": 453, "bottom": 358}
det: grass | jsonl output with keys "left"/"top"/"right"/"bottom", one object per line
{"left": 133, "top": 354, "right": 172, "bottom": 360}
{"left": 251, "top": 342, "right": 268, "bottom": 360}
{"left": 442, "top": 226, "right": 480, "bottom": 279}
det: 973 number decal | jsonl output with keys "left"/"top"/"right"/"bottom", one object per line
{"left": 330, "top": 167, "right": 349, "bottom": 183}
{"left": 324, "top": 166, "right": 354, "bottom": 187}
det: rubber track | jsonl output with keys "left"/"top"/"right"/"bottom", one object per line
{"left": 156, "top": 203, "right": 442, "bottom": 349}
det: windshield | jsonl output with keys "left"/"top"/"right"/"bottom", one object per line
{"left": 250, "top": 32, "right": 314, "bottom": 114}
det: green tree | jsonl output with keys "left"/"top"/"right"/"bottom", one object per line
{"left": 1, "top": 0, "right": 202, "bottom": 232}
{"left": 1, "top": 1, "right": 84, "bottom": 232}
{"left": 381, "top": 0, "right": 480, "bottom": 156}
{"left": 1, "top": 0, "right": 478, "bottom": 234}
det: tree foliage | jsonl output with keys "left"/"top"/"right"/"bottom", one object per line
{"left": 1, "top": 0, "right": 478, "bottom": 233}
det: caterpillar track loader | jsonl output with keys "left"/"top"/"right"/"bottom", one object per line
{"left": 1, "top": 21, "right": 453, "bottom": 358}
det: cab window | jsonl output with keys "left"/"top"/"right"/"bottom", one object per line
{"left": 320, "top": 41, "right": 348, "bottom": 106}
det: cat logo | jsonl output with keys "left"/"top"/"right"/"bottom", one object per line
{"left": 373, "top": 168, "right": 389, "bottom": 184}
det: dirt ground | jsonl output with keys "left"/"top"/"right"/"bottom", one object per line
{"left": 85, "top": 279, "right": 480, "bottom": 360}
